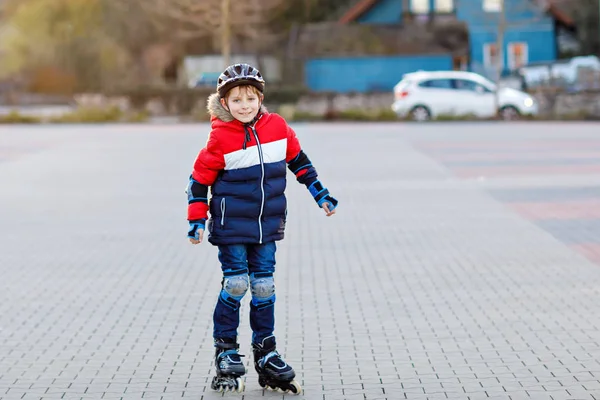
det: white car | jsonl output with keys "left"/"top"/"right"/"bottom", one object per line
{"left": 391, "top": 70, "right": 538, "bottom": 121}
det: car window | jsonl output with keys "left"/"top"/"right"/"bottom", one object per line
{"left": 453, "top": 79, "right": 478, "bottom": 91}
{"left": 453, "top": 79, "right": 492, "bottom": 93}
{"left": 418, "top": 79, "right": 453, "bottom": 89}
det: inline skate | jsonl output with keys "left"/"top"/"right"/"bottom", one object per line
{"left": 210, "top": 338, "right": 246, "bottom": 392}
{"left": 252, "top": 335, "right": 301, "bottom": 394}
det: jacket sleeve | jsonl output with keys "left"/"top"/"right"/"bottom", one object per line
{"left": 285, "top": 125, "right": 318, "bottom": 188}
{"left": 187, "top": 131, "right": 225, "bottom": 221}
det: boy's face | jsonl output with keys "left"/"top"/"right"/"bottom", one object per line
{"left": 221, "top": 86, "right": 262, "bottom": 123}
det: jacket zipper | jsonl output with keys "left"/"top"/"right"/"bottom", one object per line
{"left": 220, "top": 198, "right": 226, "bottom": 227}
{"left": 251, "top": 126, "right": 265, "bottom": 244}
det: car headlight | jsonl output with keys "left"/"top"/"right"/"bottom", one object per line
{"left": 523, "top": 98, "right": 534, "bottom": 107}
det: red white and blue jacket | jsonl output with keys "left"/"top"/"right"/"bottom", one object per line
{"left": 187, "top": 93, "right": 319, "bottom": 245}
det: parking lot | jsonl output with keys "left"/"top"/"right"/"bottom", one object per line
{"left": 1, "top": 122, "right": 600, "bottom": 400}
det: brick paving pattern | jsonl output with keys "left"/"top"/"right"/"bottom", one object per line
{"left": 1, "top": 122, "right": 600, "bottom": 399}
{"left": 415, "top": 130, "right": 600, "bottom": 267}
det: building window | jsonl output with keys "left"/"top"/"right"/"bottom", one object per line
{"left": 508, "top": 42, "right": 528, "bottom": 70}
{"left": 483, "top": 43, "right": 499, "bottom": 69}
{"left": 483, "top": 0, "right": 501, "bottom": 12}
{"left": 411, "top": 0, "right": 430, "bottom": 14}
{"left": 435, "top": 0, "right": 454, "bottom": 13}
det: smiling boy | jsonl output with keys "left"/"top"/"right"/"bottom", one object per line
{"left": 186, "top": 63, "right": 338, "bottom": 393}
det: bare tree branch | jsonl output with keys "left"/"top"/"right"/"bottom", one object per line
{"left": 135, "top": 0, "right": 282, "bottom": 47}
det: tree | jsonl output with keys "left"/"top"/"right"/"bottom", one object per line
{"left": 0, "top": 0, "right": 116, "bottom": 91}
{"left": 98, "top": 0, "right": 173, "bottom": 86}
{"left": 138, "top": 0, "right": 282, "bottom": 62}
{"left": 554, "top": 0, "right": 599, "bottom": 56}
{"left": 0, "top": 0, "right": 179, "bottom": 91}
{"left": 268, "top": 0, "right": 354, "bottom": 30}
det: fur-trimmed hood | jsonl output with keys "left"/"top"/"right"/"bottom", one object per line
{"left": 206, "top": 93, "right": 267, "bottom": 124}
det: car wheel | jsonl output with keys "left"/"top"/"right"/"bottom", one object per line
{"left": 409, "top": 105, "right": 431, "bottom": 122}
{"left": 499, "top": 106, "right": 520, "bottom": 121}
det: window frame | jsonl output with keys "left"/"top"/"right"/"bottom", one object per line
{"left": 435, "top": 0, "right": 454, "bottom": 13}
{"left": 483, "top": 43, "right": 500, "bottom": 69}
{"left": 507, "top": 42, "right": 529, "bottom": 70}
{"left": 410, "top": 0, "right": 430, "bottom": 14}
{"left": 483, "top": 0, "right": 501, "bottom": 12}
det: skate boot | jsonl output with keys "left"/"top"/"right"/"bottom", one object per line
{"left": 252, "top": 335, "right": 302, "bottom": 394}
{"left": 210, "top": 338, "right": 246, "bottom": 392}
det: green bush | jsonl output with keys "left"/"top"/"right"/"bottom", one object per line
{"left": 0, "top": 108, "right": 150, "bottom": 124}
{"left": 124, "top": 110, "right": 150, "bottom": 123}
{"left": 0, "top": 111, "right": 42, "bottom": 124}
{"left": 104, "top": 85, "right": 309, "bottom": 116}
{"left": 105, "top": 86, "right": 212, "bottom": 115}
{"left": 289, "top": 110, "right": 324, "bottom": 122}
{"left": 337, "top": 109, "right": 374, "bottom": 121}
{"left": 281, "top": 107, "right": 400, "bottom": 122}
{"left": 554, "top": 110, "right": 598, "bottom": 120}
{"left": 49, "top": 106, "right": 123, "bottom": 123}
{"left": 374, "top": 109, "right": 399, "bottom": 121}
{"left": 337, "top": 108, "right": 400, "bottom": 121}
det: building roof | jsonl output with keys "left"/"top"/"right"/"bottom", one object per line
{"left": 292, "top": 20, "right": 469, "bottom": 58}
{"left": 338, "top": 0, "right": 574, "bottom": 27}
{"left": 338, "top": 0, "right": 380, "bottom": 24}
{"left": 547, "top": 3, "right": 573, "bottom": 26}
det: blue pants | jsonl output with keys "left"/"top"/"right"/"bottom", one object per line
{"left": 213, "top": 242, "right": 276, "bottom": 344}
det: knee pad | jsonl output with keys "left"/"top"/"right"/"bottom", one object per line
{"left": 221, "top": 275, "right": 249, "bottom": 302}
{"left": 250, "top": 274, "right": 275, "bottom": 307}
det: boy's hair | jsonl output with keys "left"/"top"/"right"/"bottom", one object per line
{"left": 222, "top": 85, "right": 262, "bottom": 102}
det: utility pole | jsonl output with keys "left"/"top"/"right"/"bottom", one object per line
{"left": 222, "top": 0, "right": 231, "bottom": 67}
{"left": 495, "top": 0, "right": 506, "bottom": 118}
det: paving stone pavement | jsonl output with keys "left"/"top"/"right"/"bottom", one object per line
{"left": 1, "top": 122, "right": 600, "bottom": 400}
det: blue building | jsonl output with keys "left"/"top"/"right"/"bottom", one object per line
{"left": 303, "top": 0, "right": 575, "bottom": 92}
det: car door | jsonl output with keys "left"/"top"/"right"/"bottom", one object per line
{"left": 452, "top": 79, "right": 496, "bottom": 117}
{"left": 415, "top": 78, "right": 455, "bottom": 116}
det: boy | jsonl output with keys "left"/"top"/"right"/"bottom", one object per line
{"left": 186, "top": 63, "right": 338, "bottom": 393}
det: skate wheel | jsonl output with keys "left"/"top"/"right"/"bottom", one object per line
{"left": 210, "top": 376, "right": 219, "bottom": 391}
{"left": 288, "top": 380, "right": 302, "bottom": 394}
{"left": 258, "top": 377, "right": 267, "bottom": 388}
{"left": 235, "top": 377, "right": 245, "bottom": 392}
{"left": 211, "top": 376, "right": 244, "bottom": 393}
